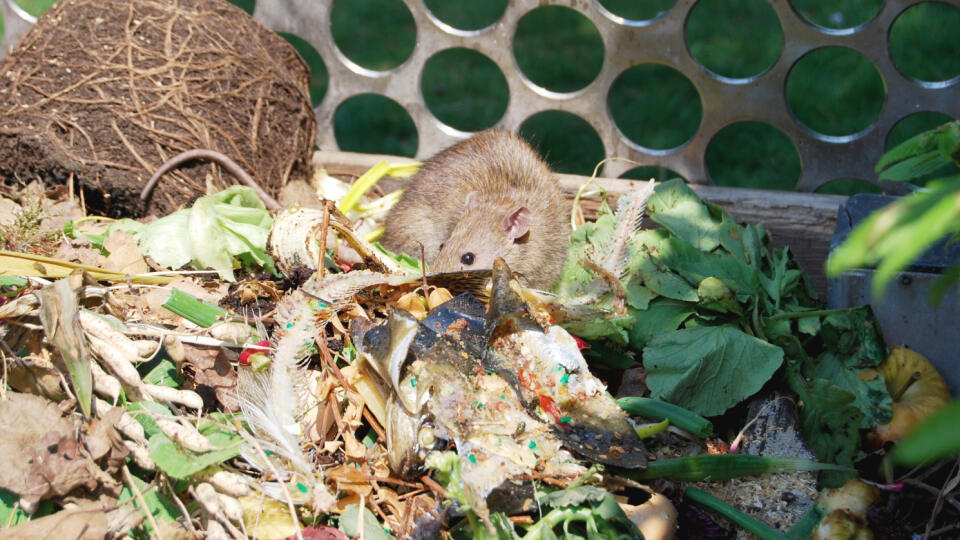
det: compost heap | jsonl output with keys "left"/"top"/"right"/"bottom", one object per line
{"left": 0, "top": 0, "right": 315, "bottom": 217}
{"left": 0, "top": 161, "right": 956, "bottom": 538}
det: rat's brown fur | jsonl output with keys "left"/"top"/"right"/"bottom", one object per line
{"left": 381, "top": 130, "right": 570, "bottom": 289}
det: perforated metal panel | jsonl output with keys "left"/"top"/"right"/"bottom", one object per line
{"left": 252, "top": 0, "right": 960, "bottom": 191}
{"left": 2, "top": 0, "right": 957, "bottom": 190}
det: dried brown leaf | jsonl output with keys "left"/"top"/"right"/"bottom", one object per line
{"left": 1, "top": 504, "right": 109, "bottom": 540}
{"left": 102, "top": 231, "right": 150, "bottom": 275}
{"left": 0, "top": 393, "right": 108, "bottom": 507}
{"left": 183, "top": 344, "right": 236, "bottom": 411}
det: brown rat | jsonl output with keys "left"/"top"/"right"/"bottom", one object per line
{"left": 381, "top": 130, "right": 570, "bottom": 289}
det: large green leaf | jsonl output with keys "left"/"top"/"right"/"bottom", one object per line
{"left": 655, "top": 236, "right": 759, "bottom": 298}
{"left": 647, "top": 179, "right": 721, "bottom": 252}
{"left": 643, "top": 326, "right": 784, "bottom": 416}
{"left": 628, "top": 298, "right": 694, "bottom": 348}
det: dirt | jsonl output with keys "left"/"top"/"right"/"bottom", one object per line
{"left": 0, "top": 0, "right": 316, "bottom": 217}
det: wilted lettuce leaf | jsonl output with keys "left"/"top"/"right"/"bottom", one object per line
{"left": 105, "top": 186, "right": 275, "bottom": 281}
{"left": 643, "top": 326, "right": 784, "bottom": 416}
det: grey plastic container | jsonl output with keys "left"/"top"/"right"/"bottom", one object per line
{"left": 828, "top": 194, "right": 960, "bottom": 395}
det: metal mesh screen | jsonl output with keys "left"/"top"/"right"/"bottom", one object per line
{"left": 3, "top": 0, "right": 957, "bottom": 191}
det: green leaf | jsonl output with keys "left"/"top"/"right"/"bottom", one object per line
{"left": 562, "top": 315, "right": 631, "bottom": 345}
{"left": 538, "top": 486, "right": 610, "bottom": 509}
{"left": 876, "top": 127, "right": 939, "bottom": 172}
{"left": 628, "top": 250, "right": 699, "bottom": 302}
{"left": 889, "top": 400, "right": 960, "bottom": 466}
{"left": 810, "top": 352, "right": 892, "bottom": 428}
{"left": 819, "top": 307, "right": 886, "bottom": 367}
{"left": 37, "top": 277, "right": 93, "bottom": 418}
{"left": 138, "top": 351, "right": 181, "bottom": 388}
{"left": 0, "top": 275, "right": 28, "bottom": 298}
{"left": 119, "top": 474, "right": 179, "bottom": 536}
{"left": 797, "top": 315, "right": 821, "bottom": 336}
{"left": 825, "top": 177, "right": 960, "bottom": 299}
{"left": 643, "top": 326, "right": 784, "bottom": 416}
{"left": 793, "top": 378, "right": 862, "bottom": 484}
{"left": 716, "top": 210, "right": 766, "bottom": 268}
{"left": 627, "top": 298, "right": 694, "bottom": 349}
{"left": 624, "top": 279, "right": 655, "bottom": 311}
{"left": 0, "top": 488, "right": 54, "bottom": 527}
{"left": 877, "top": 151, "right": 952, "bottom": 182}
{"left": 647, "top": 178, "right": 721, "bottom": 251}
{"left": 697, "top": 276, "right": 743, "bottom": 315}
{"left": 128, "top": 402, "right": 244, "bottom": 478}
{"left": 340, "top": 504, "right": 395, "bottom": 540}
{"left": 655, "top": 236, "right": 759, "bottom": 298}
{"left": 162, "top": 288, "right": 228, "bottom": 328}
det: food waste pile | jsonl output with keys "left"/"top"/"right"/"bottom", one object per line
{"left": 0, "top": 163, "right": 956, "bottom": 539}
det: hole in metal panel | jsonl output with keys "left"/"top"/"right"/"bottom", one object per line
{"left": 422, "top": 0, "right": 507, "bottom": 32}
{"left": 330, "top": 0, "right": 416, "bottom": 72}
{"left": 334, "top": 94, "right": 418, "bottom": 157}
{"left": 686, "top": 0, "right": 783, "bottom": 80}
{"left": 608, "top": 64, "right": 702, "bottom": 151}
{"left": 706, "top": 122, "right": 801, "bottom": 190}
{"left": 786, "top": 46, "right": 885, "bottom": 138}
{"left": 621, "top": 166, "right": 687, "bottom": 183}
{"left": 519, "top": 111, "right": 605, "bottom": 177}
{"left": 889, "top": 2, "right": 960, "bottom": 84}
{"left": 422, "top": 48, "right": 508, "bottom": 132}
{"left": 815, "top": 178, "right": 882, "bottom": 196}
{"left": 790, "top": 0, "right": 882, "bottom": 31}
{"left": 596, "top": 0, "right": 677, "bottom": 23}
{"left": 513, "top": 6, "right": 604, "bottom": 94}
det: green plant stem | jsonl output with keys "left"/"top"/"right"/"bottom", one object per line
{"left": 768, "top": 307, "right": 857, "bottom": 321}
{"left": 685, "top": 486, "right": 787, "bottom": 540}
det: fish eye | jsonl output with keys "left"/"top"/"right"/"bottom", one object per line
{"left": 461, "top": 252, "right": 474, "bottom": 265}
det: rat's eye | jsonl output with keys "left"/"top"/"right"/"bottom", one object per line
{"left": 461, "top": 252, "right": 475, "bottom": 265}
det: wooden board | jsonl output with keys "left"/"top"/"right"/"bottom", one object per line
{"left": 313, "top": 150, "right": 846, "bottom": 298}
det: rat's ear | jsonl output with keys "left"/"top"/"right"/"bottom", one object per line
{"left": 503, "top": 206, "right": 532, "bottom": 243}
{"left": 464, "top": 191, "right": 480, "bottom": 209}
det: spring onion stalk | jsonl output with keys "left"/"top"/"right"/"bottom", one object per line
{"left": 626, "top": 454, "right": 853, "bottom": 482}
{"left": 684, "top": 486, "right": 787, "bottom": 540}
{"left": 162, "top": 288, "right": 227, "bottom": 328}
{"left": 617, "top": 396, "right": 714, "bottom": 437}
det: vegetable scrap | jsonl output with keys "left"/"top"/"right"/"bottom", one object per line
{"left": 0, "top": 149, "right": 957, "bottom": 539}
